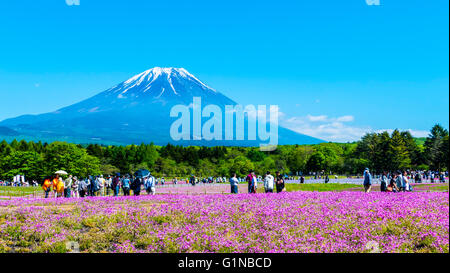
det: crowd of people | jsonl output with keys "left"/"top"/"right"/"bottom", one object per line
{"left": 1, "top": 168, "right": 447, "bottom": 198}
{"left": 362, "top": 169, "right": 448, "bottom": 193}
{"left": 41, "top": 173, "right": 158, "bottom": 198}
{"left": 227, "top": 170, "right": 286, "bottom": 194}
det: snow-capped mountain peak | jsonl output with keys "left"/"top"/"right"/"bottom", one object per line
{"left": 115, "top": 67, "right": 216, "bottom": 98}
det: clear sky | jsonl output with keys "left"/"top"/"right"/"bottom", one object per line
{"left": 0, "top": 0, "right": 448, "bottom": 142}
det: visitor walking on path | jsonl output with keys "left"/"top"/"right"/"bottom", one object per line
{"left": 122, "top": 175, "right": 131, "bottom": 196}
{"left": 71, "top": 177, "right": 79, "bottom": 198}
{"left": 53, "top": 174, "right": 64, "bottom": 198}
{"left": 363, "top": 168, "right": 372, "bottom": 193}
{"left": 380, "top": 171, "right": 388, "bottom": 192}
{"left": 79, "top": 178, "right": 90, "bottom": 198}
{"left": 403, "top": 171, "right": 412, "bottom": 192}
{"left": 64, "top": 175, "right": 73, "bottom": 198}
{"left": 264, "top": 171, "right": 274, "bottom": 193}
{"left": 132, "top": 176, "right": 142, "bottom": 196}
{"left": 275, "top": 171, "right": 285, "bottom": 193}
{"left": 105, "top": 176, "right": 112, "bottom": 196}
{"left": 98, "top": 175, "right": 106, "bottom": 196}
{"left": 42, "top": 176, "right": 52, "bottom": 198}
{"left": 396, "top": 171, "right": 404, "bottom": 192}
{"left": 145, "top": 173, "right": 156, "bottom": 195}
{"left": 387, "top": 173, "right": 399, "bottom": 192}
{"left": 112, "top": 174, "right": 121, "bottom": 196}
{"left": 189, "top": 174, "right": 196, "bottom": 186}
{"left": 229, "top": 173, "right": 239, "bottom": 194}
{"left": 246, "top": 170, "right": 257, "bottom": 194}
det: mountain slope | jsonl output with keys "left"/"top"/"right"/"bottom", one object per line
{"left": 0, "top": 67, "right": 323, "bottom": 146}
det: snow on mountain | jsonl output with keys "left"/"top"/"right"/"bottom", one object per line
{"left": 102, "top": 67, "right": 224, "bottom": 103}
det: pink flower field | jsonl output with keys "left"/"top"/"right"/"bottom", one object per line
{"left": 0, "top": 192, "right": 448, "bottom": 253}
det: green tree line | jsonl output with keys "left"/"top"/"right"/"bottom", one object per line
{"left": 0, "top": 124, "right": 448, "bottom": 181}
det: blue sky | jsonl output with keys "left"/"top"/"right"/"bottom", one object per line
{"left": 0, "top": 0, "right": 448, "bottom": 142}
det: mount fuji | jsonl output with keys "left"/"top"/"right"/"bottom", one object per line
{"left": 0, "top": 67, "right": 323, "bottom": 146}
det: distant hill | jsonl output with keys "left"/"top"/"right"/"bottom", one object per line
{"left": 0, "top": 126, "right": 19, "bottom": 136}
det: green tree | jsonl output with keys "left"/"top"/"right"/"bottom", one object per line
{"left": 0, "top": 151, "right": 44, "bottom": 181}
{"left": 230, "top": 156, "right": 254, "bottom": 177}
{"left": 388, "top": 130, "right": 411, "bottom": 171}
{"left": 43, "top": 142, "right": 101, "bottom": 177}
{"left": 424, "top": 124, "right": 449, "bottom": 171}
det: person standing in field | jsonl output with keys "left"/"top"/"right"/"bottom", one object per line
{"left": 42, "top": 176, "right": 52, "bottom": 198}
{"left": 246, "top": 170, "right": 257, "bottom": 194}
{"left": 78, "top": 177, "right": 89, "bottom": 198}
{"left": 264, "top": 171, "right": 274, "bottom": 193}
{"left": 53, "top": 174, "right": 64, "bottom": 198}
{"left": 363, "top": 168, "right": 372, "bottom": 193}
{"left": 112, "top": 174, "right": 121, "bottom": 197}
{"left": 71, "top": 177, "right": 79, "bottom": 198}
{"left": 229, "top": 173, "right": 239, "bottom": 194}
{"left": 87, "top": 175, "right": 95, "bottom": 196}
{"left": 396, "top": 171, "right": 404, "bottom": 192}
{"left": 132, "top": 176, "right": 142, "bottom": 196}
{"left": 380, "top": 171, "right": 388, "bottom": 192}
{"left": 189, "top": 174, "right": 196, "bottom": 186}
{"left": 387, "top": 173, "right": 397, "bottom": 192}
{"left": 403, "top": 171, "right": 412, "bottom": 192}
{"left": 64, "top": 175, "right": 73, "bottom": 198}
{"left": 275, "top": 171, "right": 285, "bottom": 193}
{"left": 98, "top": 175, "right": 106, "bottom": 196}
{"left": 145, "top": 173, "right": 156, "bottom": 195}
{"left": 105, "top": 176, "right": 112, "bottom": 196}
{"left": 122, "top": 175, "right": 131, "bottom": 196}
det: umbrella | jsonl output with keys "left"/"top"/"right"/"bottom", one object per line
{"left": 134, "top": 169, "right": 150, "bottom": 178}
{"left": 55, "top": 170, "right": 68, "bottom": 175}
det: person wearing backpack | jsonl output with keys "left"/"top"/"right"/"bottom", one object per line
{"left": 132, "top": 176, "right": 142, "bottom": 196}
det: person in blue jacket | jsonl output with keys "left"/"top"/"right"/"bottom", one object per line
{"left": 363, "top": 168, "right": 372, "bottom": 193}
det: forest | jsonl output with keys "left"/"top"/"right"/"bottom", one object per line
{"left": 0, "top": 124, "right": 448, "bottom": 181}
